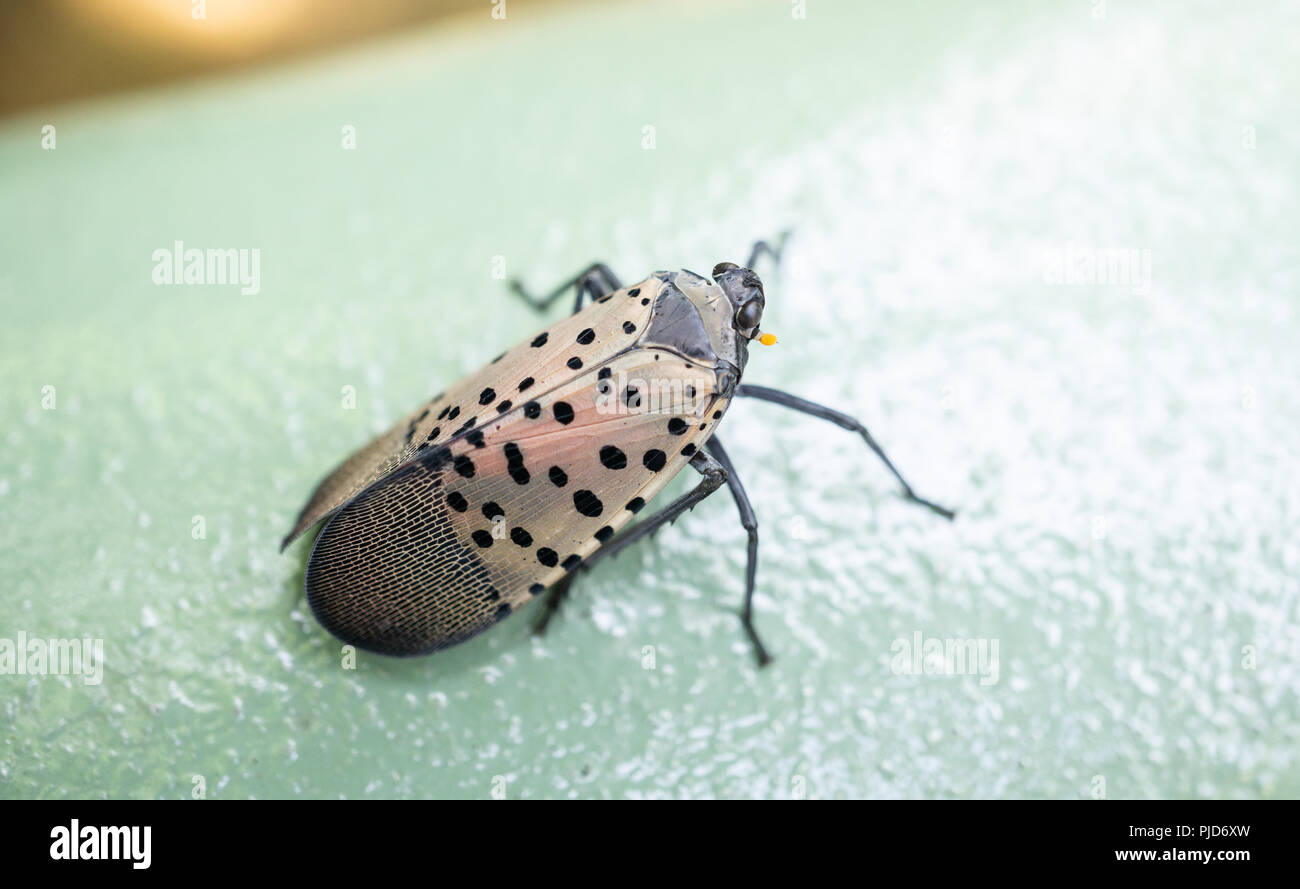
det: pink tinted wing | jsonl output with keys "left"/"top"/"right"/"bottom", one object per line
{"left": 304, "top": 348, "right": 727, "bottom": 655}
{"left": 283, "top": 275, "right": 668, "bottom": 548}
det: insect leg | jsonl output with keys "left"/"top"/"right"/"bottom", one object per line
{"left": 532, "top": 574, "right": 574, "bottom": 636}
{"left": 704, "top": 437, "right": 771, "bottom": 666}
{"left": 510, "top": 263, "right": 622, "bottom": 315}
{"left": 531, "top": 450, "right": 728, "bottom": 631}
{"left": 744, "top": 230, "right": 792, "bottom": 271}
{"left": 736, "top": 384, "right": 956, "bottom": 520}
{"left": 580, "top": 449, "right": 726, "bottom": 564}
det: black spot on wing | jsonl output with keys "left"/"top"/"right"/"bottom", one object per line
{"left": 421, "top": 446, "right": 453, "bottom": 471}
{"left": 599, "top": 445, "right": 627, "bottom": 470}
{"left": 573, "top": 490, "right": 603, "bottom": 517}
{"left": 505, "top": 442, "right": 530, "bottom": 485}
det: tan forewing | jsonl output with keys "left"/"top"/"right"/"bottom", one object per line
{"left": 283, "top": 275, "right": 669, "bottom": 548}
{"left": 304, "top": 347, "right": 729, "bottom": 654}
{"left": 438, "top": 350, "right": 728, "bottom": 611}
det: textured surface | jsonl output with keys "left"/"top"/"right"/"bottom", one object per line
{"left": 2, "top": 0, "right": 1298, "bottom": 799}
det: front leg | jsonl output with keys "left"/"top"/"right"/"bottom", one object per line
{"left": 705, "top": 437, "right": 770, "bottom": 666}
{"left": 736, "top": 384, "right": 955, "bottom": 520}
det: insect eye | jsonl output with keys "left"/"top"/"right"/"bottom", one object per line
{"left": 736, "top": 300, "right": 763, "bottom": 333}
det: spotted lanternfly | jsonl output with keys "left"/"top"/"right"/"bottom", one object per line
{"left": 282, "top": 236, "right": 953, "bottom": 665}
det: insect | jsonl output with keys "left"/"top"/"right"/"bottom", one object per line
{"left": 282, "top": 236, "right": 953, "bottom": 665}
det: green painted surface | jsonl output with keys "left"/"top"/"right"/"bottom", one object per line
{"left": 2, "top": 0, "right": 1297, "bottom": 799}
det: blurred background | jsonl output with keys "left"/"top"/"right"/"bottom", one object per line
{"left": 1, "top": 0, "right": 1297, "bottom": 799}
{"left": 0, "top": 0, "right": 496, "bottom": 116}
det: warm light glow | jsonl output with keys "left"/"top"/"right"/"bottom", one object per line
{"left": 64, "top": 0, "right": 310, "bottom": 56}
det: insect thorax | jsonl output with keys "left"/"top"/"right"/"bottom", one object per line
{"left": 644, "top": 269, "right": 747, "bottom": 394}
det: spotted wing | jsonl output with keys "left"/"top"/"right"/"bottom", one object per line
{"left": 305, "top": 347, "right": 729, "bottom": 656}
{"left": 283, "top": 276, "right": 670, "bottom": 549}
